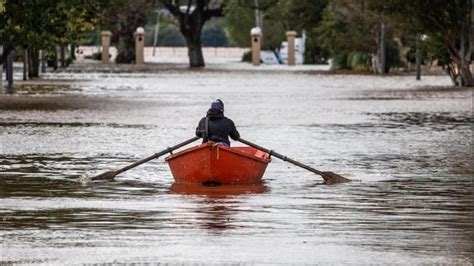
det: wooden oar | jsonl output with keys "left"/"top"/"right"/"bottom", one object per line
{"left": 237, "top": 138, "right": 351, "bottom": 184}
{"left": 89, "top": 136, "right": 200, "bottom": 181}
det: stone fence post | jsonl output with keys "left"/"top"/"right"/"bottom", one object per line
{"left": 101, "top": 31, "right": 112, "bottom": 64}
{"left": 286, "top": 31, "right": 297, "bottom": 66}
{"left": 251, "top": 27, "right": 262, "bottom": 66}
{"left": 134, "top": 27, "right": 145, "bottom": 65}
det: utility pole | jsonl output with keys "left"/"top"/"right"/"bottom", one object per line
{"left": 53, "top": 46, "right": 59, "bottom": 70}
{"left": 40, "top": 50, "right": 46, "bottom": 73}
{"left": 416, "top": 33, "right": 421, "bottom": 80}
{"left": 254, "top": 0, "right": 260, "bottom": 28}
{"left": 379, "top": 19, "right": 386, "bottom": 74}
{"left": 23, "top": 48, "right": 28, "bottom": 80}
{"left": 0, "top": 45, "right": 3, "bottom": 90}
{"left": 152, "top": 10, "right": 161, "bottom": 56}
{"left": 60, "top": 46, "right": 66, "bottom": 67}
{"left": 254, "top": 0, "right": 263, "bottom": 47}
{"left": 6, "top": 50, "right": 14, "bottom": 91}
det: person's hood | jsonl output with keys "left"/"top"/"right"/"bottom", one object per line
{"left": 206, "top": 108, "right": 224, "bottom": 119}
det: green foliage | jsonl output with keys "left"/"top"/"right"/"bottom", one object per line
{"left": 202, "top": 18, "right": 231, "bottom": 47}
{"left": 423, "top": 34, "right": 450, "bottom": 66}
{"left": 103, "top": 0, "right": 148, "bottom": 63}
{"left": 317, "top": 0, "right": 410, "bottom": 72}
{"left": 159, "top": 0, "right": 226, "bottom": 67}
{"left": 144, "top": 17, "right": 230, "bottom": 47}
{"left": 225, "top": 0, "right": 283, "bottom": 49}
{"left": 303, "top": 33, "right": 330, "bottom": 64}
{"left": 317, "top": 0, "right": 381, "bottom": 55}
{"left": 84, "top": 51, "right": 103, "bottom": 60}
{"left": 225, "top": 0, "right": 328, "bottom": 63}
{"left": 278, "top": 0, "right": 328, "bottom": 63}
{"left": 115, "top": 47, "right": 135, "bottom": 63}
{"left": 385, "top": 41, "right": 401, "bottom": 70}
{"left": 382, "top": 0, "right": 472, "bottom": 85}
{"left": 398, "top": 33, "right": 449, "bottom": 69}
{"left": 348, "top": 52, "right": 371, "bottom": 71}
{"left": 330, "top": 52, "right": 348, "bottom": 70}
{"left": 241, "top": 50, "right": 252, "bottom": 62}
{"left": 79, "top": 30, "right": 101, "bottom": 46}
{"left": 0, "top": 0, "right": 107, "bottom": 57}
{"left": 155, "top": 24, "right": 186, "bottom": 46}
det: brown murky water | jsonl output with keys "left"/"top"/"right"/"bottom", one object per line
{"left": 1, "top": 68, "right": 473, "bottom": 264}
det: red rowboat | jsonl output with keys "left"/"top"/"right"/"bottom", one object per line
{"left": 165, "top": 142, "right": 271, "bottom": 185}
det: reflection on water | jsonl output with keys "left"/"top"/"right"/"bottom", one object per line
{"left": 170, "top": 183, "right": 268, "bottom": 196}
{"left": 0, "top": 72, "right": 472, "bottom": 264}
{"left": 170, "top": 183, "right": 269, "bottom": 232}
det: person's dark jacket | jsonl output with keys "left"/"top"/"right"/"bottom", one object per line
{"left": 195, "top": 109, "right": 240, "bottom": 146}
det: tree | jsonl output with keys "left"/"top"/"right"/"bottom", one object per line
{"left": 383, "top": 0, "right": 473, "bottom": 87}
{"left": 160, "top": 0, "right": 224, "bottom": 67}
{"left": 103, "top": 0, "right": 149, "bottom": 63}
{"left": 225, "top": 0, "right": 328, "bottom": 63}
{"left": 279, "top": 0, "right": 328, "bottom": 63}
{"left": 225, "top": 0, "right": 282, "bottom": 50}
{"left": 149, "top": 16, "right": 230, "bottom": 47}
{"left": 316, "top": 0, "right": 402, "bottom": 72}
{"left": 318, "top": 1, "right": 379, "bottom": 54}
{"left": 0, "top": 0, "right": 106, "bottom": 77}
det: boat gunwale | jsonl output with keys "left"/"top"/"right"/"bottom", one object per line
{"left": 165, "top": 142, "right": 271, "bottom": 164}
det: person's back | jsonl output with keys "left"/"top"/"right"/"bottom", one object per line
{"left": 195, "top": 99, "right": 240, "bottom": 146}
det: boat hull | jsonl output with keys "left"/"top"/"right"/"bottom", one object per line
{"left": 165, "top": 142, "right": 270, "bottom": 185}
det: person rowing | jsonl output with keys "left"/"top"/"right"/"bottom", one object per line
{"left": 195, "top": 99, "right": 240, "bottom": 147}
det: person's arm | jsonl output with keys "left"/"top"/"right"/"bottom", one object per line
{"left": 229, "top": 120, "right": 240, "bottom": 140}
{"left": 196, "top": 118, "right": 205, "bottom": 137}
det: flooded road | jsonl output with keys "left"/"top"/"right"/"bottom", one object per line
{"left": 1, "top": 67, "right": 473, "bottom": 264}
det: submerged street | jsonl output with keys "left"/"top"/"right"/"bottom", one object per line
{"left": 0, "top": 66, "right": 472, "bottom": 264}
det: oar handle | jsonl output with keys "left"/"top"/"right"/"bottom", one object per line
{"left": 116, "top": 136, "right": 200, "bottom": 175}
{"left": 238, "top": 138, "right": 326, "bottom": 177}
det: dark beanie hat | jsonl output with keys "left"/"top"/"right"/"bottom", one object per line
{"left": 211, "top": 99, "right": 224, "bottom": 110}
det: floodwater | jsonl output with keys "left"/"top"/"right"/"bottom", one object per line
{"left": 1, "top": 65, "right": 473, "bottom": 264}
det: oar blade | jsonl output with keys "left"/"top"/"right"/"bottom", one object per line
{"left": 321, "top": 171, "right": 351, "bottom": 184}
{"left": 90, "top": 170, "right": 118, "bottom": 181}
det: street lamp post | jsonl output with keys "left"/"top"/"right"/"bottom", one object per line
{"left": 152, "top": 10, "right": 161, "bottom": 56}
{"left": 380, "top": 20, "right": 386, "bottom": 74}
{"left": 6, "top": 49, "right": 14, "bottom": 90}
{"left": 416, "top": 33, "right": 421, "bottom": 80}
{"left": 254, "top": 0, "right": 260, "bottom": 28}
{"left": 0, "top": 45, "right": 3, "bottom": 90}
{"left": 254, "top": 0, "right": 263, "bottom": 47}
{"left": 152, "top": 9, "right": 170, "bottom": 57}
